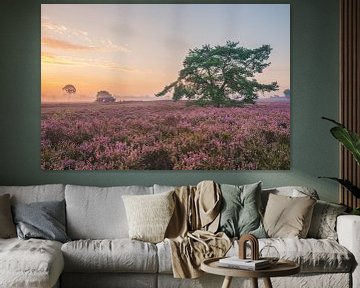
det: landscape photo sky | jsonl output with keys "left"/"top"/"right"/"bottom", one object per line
{"left": 41, "top": 4, "right": 290, "bottom": 103}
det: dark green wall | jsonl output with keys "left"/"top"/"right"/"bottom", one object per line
{"left": 0, "top": 0, "right": 340, "bottom": 202}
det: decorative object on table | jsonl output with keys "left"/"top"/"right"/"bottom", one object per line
{"left": 259, "top": 245, "right": 280, "bottom": 265}
{"left": 319, "top": 117, "right": 360, "bottom": 212}
{"left": 237, "top": 234, "right": 279, "bottom": 267}
{"left": 216, "top": 233, "right": 273, "bottom": 271}
{"left": 238, "top": 234, "right": 259, "bottom": 260}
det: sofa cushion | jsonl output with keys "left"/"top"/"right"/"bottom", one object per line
{"left": 158, "top": 237, "right": 353, "bottom": 274}
{"left": 307, "top": 200, "right": 347, "bottom": 240}
{"left": 0, "top": 238, "right": 64, "bottom": 288}
{"left": 65, "top": 185, "right": 153, "bottom": 239}
{"left": 61, "top": 273, "right": 157, "bottom": 288}
{"left": 0, "top": 184, "right": 65, "bottom": 204}
{"left": 0, "top": 194, "right": 16, "bottom": 238}
{"left": 12, "top": 200, "right": 70, "bottom": 243}
{"left": 260, "top": 238, "right": 354, "bottom": 273}
{"left": 122, "top": 191, "right": 175, "bottom": 243}
{"left": 218, "top": 182, "right": 266, "bottom": 238}
{"left": 263, "top": 194, "right": 316, "bottom": 238}
{"left": 61, "top": 239, "right": 158, "bottom": 273}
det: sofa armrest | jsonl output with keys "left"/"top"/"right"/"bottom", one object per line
{"left": 337, "top": 215, "right": 360, "bottom": 288}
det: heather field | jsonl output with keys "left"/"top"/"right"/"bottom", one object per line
{"left": 41, "top": 100, "right": 290, "bottom": 170}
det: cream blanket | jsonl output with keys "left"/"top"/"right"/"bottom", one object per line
{"left": 165, "top": 181, "right": 231, "bottom": 278}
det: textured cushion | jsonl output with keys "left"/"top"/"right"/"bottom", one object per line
{"left": 308, "top": 200, "right": 347, "bottom": 240}
{"left": 263, "top": 193, "right": 316, "bottom": 238}
{"left": 0, "top": 238, "right": 64, "bottom": 288}
{"left": 0, "top": 184, "right": 65, "bottom": 204}
{"left": 0, "top": 194, "right": 16, "bottom": 238}
{"left": 122, "top": 191, "right": 175, "bottom": 243}
{"left": 218, "top": 182, "right": 266, "bottom": 238}
{"left": 61, "top": 239, "right": 158, "bottom": 273}
{"left": 65, "top": 185, "right": 153, "bottom": 239}
{"left": 12, "top": 200, "right": 70, "bottom": 243}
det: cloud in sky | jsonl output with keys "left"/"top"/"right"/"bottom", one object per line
{"left": 42, "top": 37, "right": 95, "bottom": 50}
{"left": 41, "top": 18, "right": 130, "bottom": 53}
{"left": 41, "top": 17, "right": 91, "bottom": 41}
{"left": 41, "top": 53, "right": 133, "bottom": 72}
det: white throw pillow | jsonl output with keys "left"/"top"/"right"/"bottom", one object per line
{"left": 122, "top": 191, "right": 175, "bottom": 243}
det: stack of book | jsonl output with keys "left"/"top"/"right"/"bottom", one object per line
{"left": 218, "top": 257, "right": 271, "bottom": 270}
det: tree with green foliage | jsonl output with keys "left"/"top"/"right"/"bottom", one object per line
{"left": 156, "top": 41, "right": 278, "bottom": 107}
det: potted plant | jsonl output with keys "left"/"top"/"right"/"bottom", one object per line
{"left": 320, "top": 117, "right": 360, "bottom": 215}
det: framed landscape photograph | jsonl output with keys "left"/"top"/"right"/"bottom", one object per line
{"left": 41, "top": 4, "right": 290, "bottom": 170}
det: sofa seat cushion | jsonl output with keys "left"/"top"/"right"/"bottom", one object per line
{"left": 232, "top": 238, "right": 353, "bottom": 273}
{"left": 0, "top": 238, "right": 64, "bottom": 288}
{"left": 157, "top": 238, "right": 353, "bottom": 274}
{"left": 62, "top": 239, "right": 158, "bottom": 273}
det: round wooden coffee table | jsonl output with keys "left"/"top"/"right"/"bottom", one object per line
{"left": 201, "top": 257, "right": 300, "bottom": 288}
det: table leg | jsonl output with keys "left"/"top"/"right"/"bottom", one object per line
{"left": 251, "top": 278, "right": 258, "bottom": 288}
{"left": 221, "top": 276, "right": 233, "bottom": 288}
{"left": 263, "top": 277, "right": 273, "bottom": 288}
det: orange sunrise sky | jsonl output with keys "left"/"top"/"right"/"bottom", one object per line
{"left": 41, "top": 4, "right": 290, "bottom": 103}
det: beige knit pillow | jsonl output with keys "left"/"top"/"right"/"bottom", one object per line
{"left": 263, "top": 193, "right": 316, "bottom": 238}
{"left": 0, "top": 194, "right": 17, "bottom": 238}
{"left": 122, "top": 191, "right": 175, "bottom": 243}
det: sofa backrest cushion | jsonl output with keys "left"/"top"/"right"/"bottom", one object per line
{"left": 153, "top": 184, "right": 176, "bottom": 194}
{"left": 65, "top": 185, "right": 153, "bottom": 239}
{"left": 0, "top": 185, "right": 65, "bottom": 204}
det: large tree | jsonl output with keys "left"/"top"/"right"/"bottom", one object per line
{"left": 156, "top": 41, "right": 279, "bottom": 107}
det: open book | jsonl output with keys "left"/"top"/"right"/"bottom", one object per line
{"left": 218, "top": 257, "right": 271, "bottom": 270}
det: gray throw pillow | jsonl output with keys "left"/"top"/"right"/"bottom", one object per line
{"left": 0, "top": 194, "right": 16, "bottom": 238}
{"left": 12, "top": 200, "right": 70, "bottom": 243}
{"left": 307, "top": 200, "right": 347, "bottom": 240}
{"left": 218, "top": 182, "right": 266, "bottom": 238}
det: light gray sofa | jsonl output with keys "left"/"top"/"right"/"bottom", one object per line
{"left": 0, "top": 184, "right": 359, "bottom": 288}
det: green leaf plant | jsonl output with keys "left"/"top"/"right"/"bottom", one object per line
{"left": 319, "top": 117, "right": 360, "bottom": 203}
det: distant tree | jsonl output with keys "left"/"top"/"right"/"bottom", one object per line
{"left": 156, "top": 41, "right": 278, "bottom": 107}
{"left": 62, "top": 84, "right": 76, "bottom": 95}
{"left": 95, "top": 90, "right": 116, "bottom": 103}
{"left": 284, "top": 88, "right": 290, "bottom": 98}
